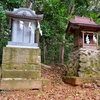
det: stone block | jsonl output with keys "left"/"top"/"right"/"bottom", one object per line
{"left": 2, "top": 48, "right": 41, "bottom": 63}
{"left": 7, "top": 42, "right": 38, "bottom": 47}
{"left": 0, "top": 78, "right": 42, "bottom": 90}
{"left": 2, "top": 47, "right": 41, "bottom": 64}
{"left": 64, "top": 76, "right": 83, "bottom": 85}
{"left": 2, "top": 63, "right": 41, "bottom": 70}
{"left": 2, "top": 70, "right": 41, "bottom": 78}
{"left": 79, "top": 55, "right": 89, "bottom": 63}
{"left": 1, "top": 47, "right": 42, "bottom": 90}
{"left": 3, "top": 47, "right": 40, "bottom": 56}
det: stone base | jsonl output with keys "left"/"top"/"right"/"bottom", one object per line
{"left": 63, "top": 76, "right": 83, "bottom": 85}
{"left": 63, "top": 76, "right": 100, "bottom": 87}
{"left": 7, "top": 41, "right": 38, "bottom": 48}
{"left": 66, "top": 48, "right": 100, "bottom": 79}
{"left": 0, "top": 78, "right": 42, "bottom": 90}
{"left": 2, "top": 47, "right": 41, "bottom": 79}
{"left": 1, "top": 47, "right": 41, "bottom": 90}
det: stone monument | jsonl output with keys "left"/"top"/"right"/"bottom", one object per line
{"left": 0, "top": 8, "right": 43, "bottom": 90}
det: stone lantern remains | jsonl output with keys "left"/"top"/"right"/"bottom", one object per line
{"left": 0, "top": 8, "right": 43, "bottom": 90}
{"left": 65, "top": 16, "right": 100, "bottom": 85}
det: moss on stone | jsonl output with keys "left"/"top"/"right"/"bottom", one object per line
{"left": 2, "top": 70, "right": 41, "bottom": 78}
{"left": 2, "top": 47, "right": 41, "bottom": 79}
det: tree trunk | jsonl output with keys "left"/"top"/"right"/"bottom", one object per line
{"left": 26, "top": 0, "right": 35, "bottom": 8}
{"left": 26, "top": 0, "right": 30, "bottom": 8}
{"left": 59, "top": 43, "right": 64, "bottom": 64}
{"left": 0, "top": 18, "right": 1, "bottom": 32}
{"left": 59, "top": 34, "right": 65, "bottom": 64}
{"left": 43, "top": 40, "right": 47, "bottom": 63}
{"left": 35, "top": 32, "right": 39, "bottom": 47}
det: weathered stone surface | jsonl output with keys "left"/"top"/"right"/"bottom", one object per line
{"left": 0, "top": 79, "right": 42, "bottom": 90}
{"left": 3, "top": 47, "right": 40, "bottom": 56}
{"left": 78, "top": 72, "right": 84, "bottom": 77}
{"left": 2, "top": 70, "right": 41, "bottom": 78}
{"left": 66, "top": 48, "right": 100, "bottom": 79}
{"left": 2, "top": 48, "right": 41, "bottom": 64}
{"left": 1, "top": 47, "right": 41, "bottom": 90}
{"left": 79, "top": 55, "right": 89, "bottom": 63}
{"left": 2, "top": 63, "right": 41, "bottom": 70}
{"left": 2, "top": 47, "right": 41, "bottom": 77}
{"left": 64, "top": 76, "right": 83, "bottom": 85}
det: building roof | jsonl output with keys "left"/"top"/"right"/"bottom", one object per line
{"left": 6, "top": 8, "right": 43, "bottom": 21}
{"left": 70, "top": 16, "right": 96, "bottom": 25}
{"left": 66, "top": 16, "right": 100, "bottom": 33}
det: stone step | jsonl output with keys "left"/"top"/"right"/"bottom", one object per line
{"left": 2, "top": 70, "right": 41, "bottom": 78}
{"left": 63, "top": 76, "right": 84, "bottom": 85}
{"left": 63, "top": 76, "right": 100, "bottom": 87}
{"left": 0, "top": 78, "right": 42, "bottom": 90}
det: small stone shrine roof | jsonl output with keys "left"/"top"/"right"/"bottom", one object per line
{"left": 66, "top": 16, "right": 100, "bottom": 33}
{"left": 6, "top": 8, "right": 43, "bottom": 21}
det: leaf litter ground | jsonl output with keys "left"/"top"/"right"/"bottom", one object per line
{"left": 1, "top": 65, "right": 100, "bottom": 100}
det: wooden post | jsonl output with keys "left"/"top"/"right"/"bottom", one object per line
{"left": 97, "top": 33, "right": 98, "bottom": 49}
{"left": 82, "top": 31, "right": 85, "bottom": 48}
{"left": 26, "top": 0, "right": 30, "bottom": 8}
{"left": 35, "top": 32, "right": 39, "bottom": 46}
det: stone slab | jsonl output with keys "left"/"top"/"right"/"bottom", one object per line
{"left": 7, "top": 42, "right": 38, "bottom": 47}
{"left": 2, "top": 47, "right": 41, "bottom": 64}
{"left": 2, "top": 63, "right": 41, "bottom": 70}
{"left": 64, "top": 76, "right": 83, "bottom": 85}
{"left": 0, "top": 78, "right": 42, "bottom": 90}
{"left": 2, "top": 47, "right": 40, "bottom": 56}
{"left": 2, "top": 70, "right": 41, "bottom": 78}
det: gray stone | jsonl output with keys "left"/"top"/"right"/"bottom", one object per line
{"left": 87, "top": 62, "right": 90, "bottom": 66}
{"left": 78, "top": 72, "right": 84, "bottom": 78}
{"left": 79, "top": 55, "right": 89, "bottom": 63}
{"left": 7, "top": 42, "right": 38, "bottom": 48}
{"left": 93, "top": 83, "right": 98, "bottom": 88}
{"left": 0, "top": 78, "right": 42, "bottom": 90}
{"left": 79, "top": 67, "right": 85, "bottom": 72}
{"left": 66, "top": 48, "right": 100, "bottom": 85}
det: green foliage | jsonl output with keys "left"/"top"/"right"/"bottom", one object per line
{"left": 0, "top": 0, "right": 24, "bottom": 64}
{"left": 0, "top": 0, "right": 100, "bottom": 64}
{"left": 38, "top": 1, "right": 69, "bottom": 63}
{"left": 0, "top": 0, "right": 23, "bottom": 10}
{"left": 0, "top": 5, "right": 8, "bottom": 64}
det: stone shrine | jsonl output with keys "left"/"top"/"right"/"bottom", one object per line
{"left": 6, "top": 8, "right": 43, "bottom": 48}
{"left": 0, "top": 8, "right": 43, "bottom": 90}
{"left": 65, "top": 16, "right": 100, "bottom": 85}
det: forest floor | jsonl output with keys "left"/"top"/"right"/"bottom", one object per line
{"left": 1, "top": 65, "right": 100, "bottom": 100}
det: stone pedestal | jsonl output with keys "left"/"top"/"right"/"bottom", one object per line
{"left": 0, "top": 47, "right": 41, "bottom": 90}
{"left": 65, "top": 48, "right": 100, "bottom": 85}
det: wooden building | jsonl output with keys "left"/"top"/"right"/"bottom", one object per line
{"left": 66, "top": 16, "right": 100, "bottom": 50}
